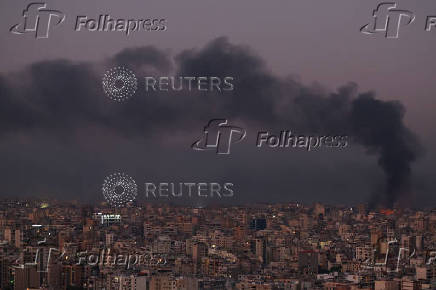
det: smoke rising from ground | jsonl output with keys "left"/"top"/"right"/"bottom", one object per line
{"left": 0, "top": 37, "right": 421, "bottom": 207}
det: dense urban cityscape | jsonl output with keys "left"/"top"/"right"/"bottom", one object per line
{"left": 0, "top": 200, "right": 435, "bottom": 289}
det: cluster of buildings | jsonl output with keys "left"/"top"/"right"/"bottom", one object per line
{"left": 0, "top": 200, "right": 435, "bottom": 289}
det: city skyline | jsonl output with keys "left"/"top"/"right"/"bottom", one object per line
{"left": 1, "top": 199, "right": 436, "bottom": 289}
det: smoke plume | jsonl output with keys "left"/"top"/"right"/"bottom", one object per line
{"left": 0, "top": 37, "right": 421, "bottom": 207}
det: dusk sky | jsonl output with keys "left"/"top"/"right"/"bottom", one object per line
{"left": 0, "top": 0, "right": 435, "bottom": 207}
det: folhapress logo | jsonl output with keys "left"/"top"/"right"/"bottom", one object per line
{"left": 192, "top": 119, "right": 246, "bottom": 155}
{"left": 10, "top": 3, "right": 167, "bottom": 39}
{"left": 10, "top": 3, "right": 65, "bottom": 39}
{"left": 360, "top": 2, "right": 415, "bottom": 38}
{"left": 192, "top": 120, "right": 348, "bottom": 155}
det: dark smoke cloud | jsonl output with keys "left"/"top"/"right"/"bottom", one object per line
{"left": 111, "top": 46, "right": 173, "bottom": 74}
{"left": 351, "top": 94, "right": 422, "bottom": 207}
{"left": 0, "top": 37, "right": 421, "bottom": 207}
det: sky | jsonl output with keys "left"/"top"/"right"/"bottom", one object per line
{"left": 0, "top": 0, "right": 435, "bottom": 207}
